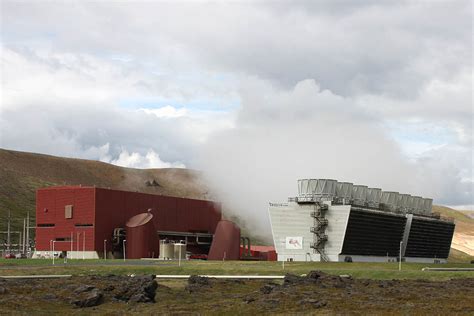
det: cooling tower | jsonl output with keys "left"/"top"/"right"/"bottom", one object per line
{"left": 412, "top": 196, "right": 423, "bottom": 214}
{"left": 381, "top": 191, "right": 400, "bottom": 211}
{"left": 336, "top": 182, "right": 353, "bottom": 199}
{"left": 352, "top": 185, "right": 368, "bottom": 206}
{"left": 406, "top": 195, "right": 415, "bottom": 212}
{"left": 397, "top": 194, "right": 411, "bottom": 213}
{"left": 422, "top": 198, "right": 433, "bottom": 215}
{"left": 298, "top": 179, "right": 337, "bottom": 199}
{"left": 269, "top": 179, "right": 456, "bottom": 263}
{"left": 367, "top": 188, "right": 382, "bottom": 203}
{"left": 336, "top": 182, "right": 353, "bottom": 204}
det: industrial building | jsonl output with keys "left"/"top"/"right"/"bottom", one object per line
{"left": 34, "top": 186, "right": 241, "bottom": 260}
{"left": 269, "top": 179, "right": 455, "bottom": 263}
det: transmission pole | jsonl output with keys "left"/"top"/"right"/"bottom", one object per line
{"left": 7, "top": 210, "right": 11, "bottom": 254}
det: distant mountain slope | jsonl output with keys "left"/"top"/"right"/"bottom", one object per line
{"left": 433, "top": 205, "right": 474, "bottom": 260}
{"left": 0, "top": 148, "right": 211, "bottom": 236}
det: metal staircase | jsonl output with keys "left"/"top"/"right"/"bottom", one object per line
{"left": 310, "top": 201, "right": 330, "bottom": 262}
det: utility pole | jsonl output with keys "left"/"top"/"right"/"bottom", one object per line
{"left": 22, "top": 218, "right": 26, "bottom": 254}
{"left": 123, "top": 239, "right": 126, "bottom": 262}
{"left": 104, "top": 239, "right": 107, "bottom": 261}
{"left": 399, "top": 241, "right": 403, "bottom": 271}
{"left": 7, "top": 210, "right": 11, "bottom": 254}
{"left": 76, "top": 232, "right": 80, "bottom": 260}
{"left": 26, "top": 212, "right": 30, "bottom": 256}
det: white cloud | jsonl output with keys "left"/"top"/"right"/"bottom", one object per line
{"left": 140, "top": 106, "right": 187, "bottom": 118}
{"left": 107, "top": 148, "right": 185, "bottom": 169}
{"left": 0, "top": 1, "right": 472, "bottom": 228}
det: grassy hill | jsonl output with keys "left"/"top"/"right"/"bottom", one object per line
{"left": 0, "top": 148, "right": 212, "bottom": 238}
{"left": 433, "top": 205, "right": 474, "bottom": 262}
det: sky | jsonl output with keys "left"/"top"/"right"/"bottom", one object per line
{"left": 0, "top": 1, "right": 472, "bottom": 235}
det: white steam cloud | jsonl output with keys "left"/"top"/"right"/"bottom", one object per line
{"left": 197, "top": 79, "right": 472, "bottom": 240}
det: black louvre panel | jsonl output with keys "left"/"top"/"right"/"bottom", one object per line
{"left": 404, "top": 218, "right": 454, "bottom": 259}
{"left": 341, "top": 209, "right": 406, "bottom": 256}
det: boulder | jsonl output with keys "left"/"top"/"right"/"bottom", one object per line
{"left": 72, "top": 290, "right": 104, "bottom": 308}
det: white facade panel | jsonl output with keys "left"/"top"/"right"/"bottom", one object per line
{"left": 268, "top": 202, "right": 317, "bottom": 261}
{"left": 268, "top": 202, "right": 351, "bottom": 262}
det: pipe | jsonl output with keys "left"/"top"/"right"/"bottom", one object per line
{"left": 153, "top": 275, "right": 286, "bottom": 279}
{"left": 0, "top": 275, "right": 72, "bottom": 279}
{"left": 422, "top": 268, "right": 474, "bottom": 271}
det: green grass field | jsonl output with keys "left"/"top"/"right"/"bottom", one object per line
{"left": 1, "top": 259, "right": 473, "bottom": 281}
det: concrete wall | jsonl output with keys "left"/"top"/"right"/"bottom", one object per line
{"left": 32, "top": 250, "right": 100, "bottom": 259}
{"left": 268, "top": 202, "right": 351, "bottom": 262}
{"left": 269, "top": 202, "right": 316, "bottom": 261}
{"left": 324, "top": 204, "right": 351, "bottom": 261}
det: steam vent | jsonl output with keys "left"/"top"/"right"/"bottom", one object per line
{"left": 268, "top": 179, "right": 455, "bottom": 263}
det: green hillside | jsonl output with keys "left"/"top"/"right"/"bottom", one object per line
{"left": 0, "top": 148, "right": 211, "bottom": 241}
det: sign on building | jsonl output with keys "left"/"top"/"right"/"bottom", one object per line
{"left": 285, "top": 236, "right": 303, "bottom": 249}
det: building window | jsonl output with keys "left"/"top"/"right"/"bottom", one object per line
{"left": 65, "top": 205, "right": 73, "bottom": 219}
{"left": 75, "top": 223, "right": 93, "bottom": 227}
{"left": 38, "top": 223, "right": 55, "bottom": 227}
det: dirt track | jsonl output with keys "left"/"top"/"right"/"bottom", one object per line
{"left": 0, "top": 272, "right": 473, "bottom": 314}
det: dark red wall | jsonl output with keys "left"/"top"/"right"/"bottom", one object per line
{"left": 94, "top": 188, "right": 222, "bottom": 251}
{"left": 36, "top": 187, "right": 95, "bottom": 251}
{"left": 36, "top": 186, "right": 223, "bottom": 254}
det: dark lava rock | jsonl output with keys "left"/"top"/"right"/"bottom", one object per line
{"left": 74, "top": 285, "right": 96, "bottom": 294}
{"left": 306, "top": 271, "right": 327, "bottom": 281}
{"left": 103, "top": 285, "right": 115, "bottom": 292}
{"left": 186, "top": 275, "right": 212, "bottom": 293}
{"left": 361, "top": 279, "right": 371, "bottom": 287}
{"left": 114, "top": 275, "right": 158, "bottom": 303}
{"left": 41, "top": 293, "right": 57, "bottom": 300}
{"left": 72, "top": 289, "right": 104, "bottom": 308}
{"left": 283, "top": 273, "right": 304, "bottom": 286}
{"left": 188, "top": 275, "right": 210, "bottom": 286}
{"left": 260, "top": 284, "right": 277, "bottom": 294}
{"left": 129, "top": 293, "right": 152, "bottom": 303}
{"left": 300, "top": 298, "right": 327, "bottom": 308}
{"left": 0, "top": 287, "right": 8, "bottom": 295}
{"left": 243, "top": 296, "right": 256, "bottom": 304}
{"left": 262, "top": 298, "right": 280, "bottom": 308}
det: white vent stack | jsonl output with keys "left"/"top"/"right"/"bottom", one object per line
{"left": 367, "top": 188, "right": 382, "bottom": 207}
{"left": 397, "top": 194, "right": 411, "bottom": 214}
{"left": 297, "top": 179, "right": 310, "bottom": 197}
{"left": 381, "top": 191, "right": 400, "bottom": 211}
{"left": 412, "top": 196, "right": 423, "bottom": 214}
{"left": 406, "top": 195, "right": 415, "bottom": 213}
{"left": 296, "top": 178, "right": 434, "bottom": 216}
{"left": 422, "top": 198, "right": 433, "bottom": 215}
{"left": 352, "top": 185, "right": 368, "bottom": 206}
{"left": 336, "top": 182, "right": 353, "bottom": 204}
{"left": 297, "top": 179, "right": 337, "bottom": 200}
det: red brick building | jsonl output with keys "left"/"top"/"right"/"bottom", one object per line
{"left": 35, "top": 186, "right": 238, "bottom": 259}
